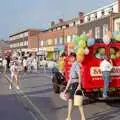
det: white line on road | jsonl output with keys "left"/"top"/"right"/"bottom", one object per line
{"left": 5, "top": 74, "right": 49, "bottom": 120}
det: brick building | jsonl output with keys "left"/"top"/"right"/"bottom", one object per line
{"left": 9, "top": 0, "right": 120, "bottom": 60}
{"left": 9, "top": 29, "right": 40, "bottom": 54}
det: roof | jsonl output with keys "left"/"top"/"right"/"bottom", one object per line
{"left": 50, "top": 1, "right": 118, "bottom": 29}
{"left": 9, "top": 28, "right": 41, "bottom": 37}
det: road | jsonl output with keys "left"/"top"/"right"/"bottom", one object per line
{"left": 3, "top": 69, "right": 120, "bottom": 120}
{"left": 0, "top": 73, "right": 34, "bottom": 120}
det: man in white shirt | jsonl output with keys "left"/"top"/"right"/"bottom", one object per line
{"left": 100, "top": 57, "right": 113, "bottom": 98}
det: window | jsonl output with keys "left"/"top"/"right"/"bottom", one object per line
{"left": 95, "top": 47, "right": 106, "bottom": 59}
{"left": 47, "top": 39, "right": 53, "bottom": 45}
{"left": 110, "top": 47, "right": 120, "bottom": 59}
{"left": 54, "top": 38, "right": 58, "bottom": 45}
{"left": 67, "top": 36, "right": 71, "bottom": 43}
{"left": 117, "top": 22, "right": 120, "bottom": 32}
{"left": 95, "top": 27, "right": 100, "bottom": 39}
{"left": 41, "top": 40, "right": 44, "bottom": 47}
{"left": 103, "top": 24, "right": 108, "bottom": 36}
{"left": 59, "top": 37, "right": 63, "bottom": 44}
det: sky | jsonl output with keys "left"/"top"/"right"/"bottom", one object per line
{"left": 0, "top": 0, "right": 113, "bottom": 39}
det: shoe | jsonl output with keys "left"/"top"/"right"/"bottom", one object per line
{"left": 103, "top": 94, "right": 108, "bottom": 99}
{"left": 9, "top": 85, "right": 12, "bottom": 90}
{"left": 16, "top": 86, "right": 20, "bottom": 90}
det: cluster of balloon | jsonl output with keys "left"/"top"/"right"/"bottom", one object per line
{"left": 103, "top": 31, "right": 112, "bottom": 45}
{"left": 113, "top": 31, "right": 120, "bottom": 41}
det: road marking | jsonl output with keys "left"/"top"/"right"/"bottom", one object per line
{"left": 5, "top": 74, "right": 48, "bottom": 120}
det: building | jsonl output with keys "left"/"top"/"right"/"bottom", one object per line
{"left": 0, "top": 40, "right": 11, "bottom": 57}
{"left": 9, "top": 29, "right": 41, "bottom": 54}
{"left": 9, "top": 0, "right": 120, "bottom": 60}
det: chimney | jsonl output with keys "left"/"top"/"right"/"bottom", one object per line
{"left": 51, "top": 21, "right": 55, "bottom": 27}
{"left": 59, "top": 18, "right": 64, "bottom": 23}
{"left": 78, "top": 11, "right": 84, "bottom": 23}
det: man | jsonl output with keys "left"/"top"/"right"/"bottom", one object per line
{"left": 100, "top": 56, "right": 113, "bottom": 98}
{"left": 63, "top": 52, "right": 85, "bottom": 120}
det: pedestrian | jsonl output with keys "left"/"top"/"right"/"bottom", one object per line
{"left": 2, "top": 57, "right": 8, "bottom": 73}
{"left": 9, "top": 61, "right": 20, "bottom": 90}
{"left": 32, "top": 56, "right": 38, "bottom": 72}
{"left": 58, "top": 52, "right": 66, "bottom": 75}
{"left": 100, "top": 56, "right": 113, "bottom": 98}
{"left": 23, "top": 57, "right": 27, "bottom": 72}
{"left": 63, "top": 52, "right": 86, "bottom": 120}
{"left": 27, "top": 54, "right": 33, "bottom": 72}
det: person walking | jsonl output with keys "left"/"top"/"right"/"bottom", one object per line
{"left": 63, "top": 52, "right": 85, "bottom": 120}
{"left": 27, "top": 54, "right": 33, "bottom": 72}
{"left": 2, "top": 57, "right": 8, "bottom": 73}
{"left": 9, "top": 61, "right": 20, "bottom": 90}
{"left": 32, "top": 56, "right": 38, "bottom": 72}
{"left": 23, "top": 57, "right": 27, "bottom": 72}
{"left": 100, "top": 56, "right": 113, "bottom": 98}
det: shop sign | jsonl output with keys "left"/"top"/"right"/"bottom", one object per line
{"left": 90, "top": 66, "right": 120, "bottom": 77}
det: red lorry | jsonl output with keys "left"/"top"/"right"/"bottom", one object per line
{"left": 64, "top": 41, "right": 120, "bottom": 98}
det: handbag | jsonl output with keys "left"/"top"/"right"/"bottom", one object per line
{"left": 74, "top": 90, "right": 84, "bottom": 106}
{"left": 59, "top": 92, "right": 69, "bottom": 101}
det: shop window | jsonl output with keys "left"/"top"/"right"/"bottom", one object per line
{"left": 95, "top": 47, "right": 106, "bottom": 59}
{"left": 110, "top": 47, "right": 120, "bottom": 59}
{"left": 117, "top": 22, "right": 120, "bottom": 32}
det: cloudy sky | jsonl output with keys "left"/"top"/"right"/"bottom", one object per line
{"left": 0, "top": 0, "right": 113, "bottom": 39}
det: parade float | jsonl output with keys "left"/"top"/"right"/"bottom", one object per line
{"left": 55, "top": 31, "right": 120, "bottom": 99}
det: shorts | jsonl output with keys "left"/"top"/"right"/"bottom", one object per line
{"left": 67, "top": 82, "right": 78, "bottom": 99}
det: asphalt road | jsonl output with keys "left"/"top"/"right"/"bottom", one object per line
{"left": 3, "top": 69, "right": 120, "bottom": 120}
{"left": 0, "top": 74, "right": 34, "bottom": 120}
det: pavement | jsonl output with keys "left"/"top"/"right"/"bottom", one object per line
{"left": 3, "top": 69, "right": 120, "bottom": 120}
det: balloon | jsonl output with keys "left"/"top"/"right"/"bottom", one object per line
{"left": 77, "top": 55, "right": 85, "bottom": 62}
{"left": 110, "top": 54, "right": 116, "bottom": 59}
{"left": 103, "top": 35, "right": 111, "bottom": 45}
{"left": 87, "top": 38, "right": 95, "bottom": 47}
{"left": 79, "top": 40, "right": 86, "bottom": 48}
{"left": 80, "top": 33, "right": 88, "bottom": 41}
{"left": 84, "top": 48, "right": 89, "bottom": 55}
{"left": 110, "top": 48, "right": 115, "bottom": 54}
{"left": 74, "top": 36, "right": 81, "bottom": 45}
{"left": 77, "top": 48, "right": 85, "bottom": 56}
{"left": 74, "top": 45, "right": 79, "bottom": 52}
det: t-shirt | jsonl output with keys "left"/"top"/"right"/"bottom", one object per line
{"left": 100, "top": 60, "right": 113, "bottom": 72}
{"left": 70, "top": 61, "right": 80, "bottom": 83}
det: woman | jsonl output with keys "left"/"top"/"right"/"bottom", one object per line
{"left": 10, "top": 61, "right": 20, "bottom": 90}
{"left": 63, "top": 52, "right": 85, "bottom": 120}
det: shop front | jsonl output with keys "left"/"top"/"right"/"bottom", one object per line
{"left": 54, "top": 45, "right": 64, "bottom": 61}
{"left": 46, "top": 46, "right": 55, "bottom": 60}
